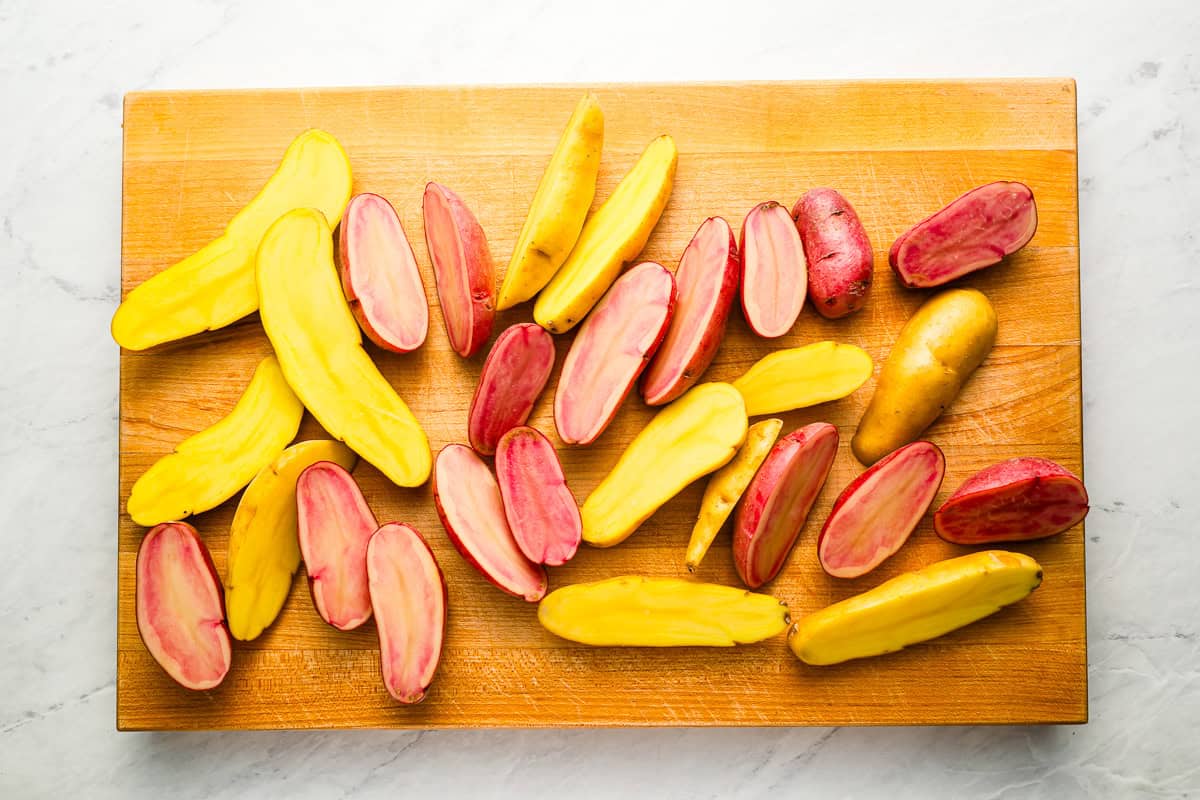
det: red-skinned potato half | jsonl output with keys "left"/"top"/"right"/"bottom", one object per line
{"left": 554, "top": 262, "right": 676, "bottom": 445}
{"left": 366, "top": 523, "right": 447, "bottom": 704}
{"left": 934, "top": 457, "right": 1088, "bottom": 544}
{"left": 793, "top": 188, "right": 873, "bottom": 319}
{"left": 433, "top": 444, "right": 548, "bottom": 601}
{"left": 422, "top": 182, "right": 496, "bottom": 357}
{"left": 641, "top": 217, "right": 739, "bottom": 406}
{"left": 468, "top": 323, "right": 555, "bottom": 455}
{"left": 739, "top": 201, "right": 806, "bottom": 338}
{"left": 733, "top": 422, "right": 839, "bottom": 588}
{"left": 889, "top": 181, "right": 1038, "bottom": 288}
{"left": 818, "top": 441, "right": 946, "bottom": 579}
{"left": 495, "top": 426, "right": 582, "bottom": 566}
{"left": 135, "top": 522, "right": 231, "bottom": 691}
{"left": 339, "top": 193, "right": 429, "bottom": 353}
{"left": 296, "top": 461, "right": 378, "bottom": 631}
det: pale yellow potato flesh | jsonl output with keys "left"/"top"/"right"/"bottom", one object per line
{"left": 685, "top": 418, "right": 783, "bottom": 571}
{"left": 256, "top": 208, "right": 432, "bottom": 488}
{"left": 539, "top": 576, "right": 789, "bottom": 646}
{"left": 732, "top": 341, "right": 873, "bottom": 417}
{"left": 126, "top": 356, "right": 303, "bottom": 526}
{"left": 533, "top": 135, "right": 677, "bottom": 333}
{"left": 581, "top": 382, "right": 747, "bottom": 547}
{"left": 225, "top": 440, "right": 358, "bottom": 641}
{"left": 112, "top": 130, "right": 352, "bottom": 350}
{"left": 788, "top": 550, "right": 1042, "bottom": 665}
{"left": 497, "top": 93, "right": 604, "bottom": 310}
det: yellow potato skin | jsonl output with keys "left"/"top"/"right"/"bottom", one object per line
{"left": 256, "top": 209, "right": 432, "bottom": 487}
{"left": 226, "top": 440, "right": 357, "bottom": 641}
{"left": 497, "top": 94, "right": 604, "bottom": 310}
{"left": 732, "top": 341, "right": 873, "bottom": 417}
{"left": 112, "top": 130, "right": 352, "bottom": 350}
{"left": 126, "top": 356, "right": 303, "bottom": 526}
{"left": 533, "top": 135, "right": 677, "bottom": 333}
{"left": 788, "top": 550, "right": 1042, "bottom": 665}
{"left": 852, "top": 288, "right": 997, "bottom": 465}
{"left": 538, "top": 576, "right": 789, "bottom": 646}
{"left": 582, "top": 382, "right": 747, "bottom": 547}
{"left": 685, "top": 418, "right": 782, "bottom": 571}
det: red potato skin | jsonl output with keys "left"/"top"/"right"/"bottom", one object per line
{"left": 468, "top": 323, "right": 556, "bottom": 455}
{"left": 422, "top": 182, "right": 496, "bottom": 357}
{"left": 739, "top": 201, "right": 807, "bottom": 337}
{"left": 889, "top": 181, "right": 1038, "bottom": 288}
{"left": 338, "top": 193, "right": 429, "bottom": 353}
{"left": 432, "top": 445, "right": 548, "bottom": 602}
{"left": 733, "top": 422, "right": 839, "bottom": 588}
{"left": 135, "top": 522, "right": 231, "bottom": 691}
{"left": 817, "top": 441, "right": 945, "bottom": 579}
{"left": 792, "top": 189, "right": 873, "bottom": 319}
{"left": 934, "top": 457, "right": 1089, "bottom": 544}
{"left": 640, "top": 217, "right": 740, "bottom": 406}
{"left": 495, "top": 426, "right": 582, "bottom": 566}
{"left": 367, "top": 523, "right": 448, "bottom": 704}
{"left": 554, "top": 262, "right": 676, "bottom": 445}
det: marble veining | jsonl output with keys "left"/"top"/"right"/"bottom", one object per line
{"left": 1, "top": 0, "right": 1198, "bottom": 796}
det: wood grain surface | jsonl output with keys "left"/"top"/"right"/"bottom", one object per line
{"left": 117, "top": 80, "right": 1085, "bottom": 729}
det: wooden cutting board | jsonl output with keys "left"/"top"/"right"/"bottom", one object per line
{"left": 117, "top": 79, "right": 1084, "bottom": 729}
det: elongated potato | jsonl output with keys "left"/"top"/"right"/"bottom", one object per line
{"left": 112, "top": 130, "right": 352, "bottom": 350}
{"left": 538, "top": 576, "right": 789, "bottom": 647}
{"left": 498, "top": 93, "right": 604, "bottom": 310}
{"left": 890, "top": 181, "right": 1037, "bottom": 288}
{"left": 852, "top": 288, "right": 997, "bottom": 465}
{"left": 226, "top": 440, "right": 358, "bottom": 641}
{"left": 126, "top": 356, "right": 303, "bottom": 526}
{"left": 423, "top": 182, "right": 496, "bottom": 358}
{"left": 534, "top": 135, "right": 677, "bottom": 333}
{"left": 793, "top": 188, "right": 873, "bottom": 319}
{"left": 934, "top": 457, "right": 1089, "bottom": 544}
{"left": 257, "top": 209, "right": 432, "bottom": 487}
{"left": 685, "top": 418, "right": 782, "bottom": 571}
{"left": 732, "top": 341, "right": 872, "bottom": 417}
{"left": 788, "top": 550, "right": 1043, "bottom": 665}
{"left": 581, "top": 383, "right": 748, "bottom": 547}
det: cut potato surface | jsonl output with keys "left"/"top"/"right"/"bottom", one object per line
{"left": 256, "top": 208, "right": 432, "bottom": 487}
{"left": 126, "top": 355, "right": 303, "bottom": 527}
{"left": 538, "top": 576, "right": 789, "bottom": 646}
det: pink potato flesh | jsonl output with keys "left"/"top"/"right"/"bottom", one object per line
{"left": 641, "top": 217, "right": 740, "bottom": 406}
{"left": 422, "top": 182, "right": 496, "bottom": 357}
{"left": 135, "top": 522, "right": 231, "bottom": 691}
{"left": 934, "top": 457, "right": 1089, "bottom": 544}
{"left": 889, "top": 181, "right": 1038, "bottom": 288}
{"left": 468, "top": 323, "right": 556, "bottom": 455}
{"left": 554, "top": 262, "right": 676, "bottom": 445}
{"left": 296, "top": 461, "right": 379, "bottom": 631}
{"left": 739, "top": 201, "right": 806, "bottom": 338}
{"left": 432, "top": 444, "right": 548, "bottom": 601}
{"left": 339, "top": 193, "right": 430, "bottom": 353}
{"left": 366, "top": 523, "right": 447, "bottom": 704}
{"left": 818, "top": 441, "right": 946, "bottom": 578}
{"left": 733, "top": 422, "right": 839, "bottom": 588}
{"left": 495, "top": 426, "right": 582, "bottom": 566}
{"left": 792, "top": 188, "right": 874, "bottom": 319}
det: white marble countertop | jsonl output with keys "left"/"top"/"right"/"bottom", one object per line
{"left": 2, "top": 0, "right": 1197, "bottom": 796}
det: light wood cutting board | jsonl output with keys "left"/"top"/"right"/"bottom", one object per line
{"left": 118, "top": 79, "right": 1085, "bottom": 729}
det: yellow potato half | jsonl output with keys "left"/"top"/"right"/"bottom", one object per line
{"left": 256, "top": 209, "right": 431, "bottom": 488}
{"left": 126, "top": 356, "right": 303, "bottom": 526}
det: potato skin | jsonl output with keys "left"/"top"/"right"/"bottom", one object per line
{"left": 851, "top": 288, "right": 997, "bottom": 465}
{"left": 792, "top": 189, "right": 873, "bottom": 319}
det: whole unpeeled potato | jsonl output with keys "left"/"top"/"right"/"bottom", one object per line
{"left": 851, "top": 288, "right": 997, "bottom": 465}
